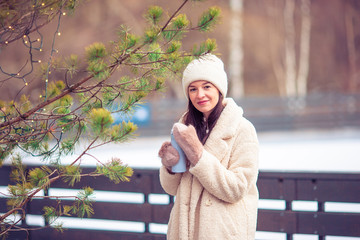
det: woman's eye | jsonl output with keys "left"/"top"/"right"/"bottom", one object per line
{"left": 189, "top": 88, "right": 196, "bottom": 92}
{"left": 204, "top": 85, "right": 211, "bottom": 89}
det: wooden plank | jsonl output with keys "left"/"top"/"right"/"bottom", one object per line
{"left": 257, "top": 210, "right": 296, "bottom": 234}
{"left": 31, "top": 228, "right": 166, "bottom": 240}
{"left": 0, "top": 165, "right": 12, "bottom": 185}
{"left": 296, "top": 179, "right": 360, "bottom": 202}
{"left": 0, "top": 166, "right": 155, "bottom": 193}
{"left": 257, "top": 178, "right": 296, "bottom": 201}
{"left": 50, "top": 168, "right": 153, "bottom": 194}
{"left": 28, "top": 199, "right": 172, "bottom": 224}
{"left": 2, "top": 230, "right": 29, "bottom": 240}
{"left": 258, "top": 210, "right": 360, "bottom": 237}
{"left": 258, "top": 172, "right": 360, "bottom": 203}
{"left": 150, "top": 170, "right": 167, "bottom": 194}
{"left": 258, "top": 171, "right": 360, "bottom": 181}
{"left": 152, "top": 204, "right": 172, "bottom": 224}
{"left": 28, "top": 199, "right": 152, "bottom": 222}
{"left": 257, "top": 178, "right": 282, "bottom": 199}
{"left": 297, "top": 211, "right": 360, "bottom": 237}
{"left": 0, "top": 198, "right": 8, "bottom": 212}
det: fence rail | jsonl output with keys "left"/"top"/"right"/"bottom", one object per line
{"left": 1, "top": 166, "right": 360, "bottom": 240}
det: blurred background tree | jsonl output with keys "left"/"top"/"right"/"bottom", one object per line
{"left": 2, "top": 0, "right": 359, "bottom": 100}
{"left": 0, "top": 0, "right": 221, "bottom": 236}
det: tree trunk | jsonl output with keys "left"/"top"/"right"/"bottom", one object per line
{"left": 265, "top": 0, "right": 286, "bottom": 97}
{"left": 283, "top": 0, "right": 297, "bottom": 97}
{"left": 228, "top": 0, "right": 244, "bottom": 98}
{"left": 297, "top": 0, "right": 311, "bottom": 97}
{"left": 345, "top": 1, "right": 358, "bottom": 93}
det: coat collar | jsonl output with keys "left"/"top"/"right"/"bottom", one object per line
{"left": 208, "top": 98, "right": 243, "bottom": 140}
{"left": 204, "top": 98, "right": 243, "bottom": 161}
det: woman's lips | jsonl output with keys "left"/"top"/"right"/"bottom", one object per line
{"left": 197, "top": 100, "right": 208, "bottom": 105}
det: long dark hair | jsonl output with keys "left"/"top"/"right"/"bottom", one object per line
{"left": 184, "top": 94, "right": 224, "bottom": 144}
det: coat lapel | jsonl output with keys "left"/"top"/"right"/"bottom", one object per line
{"left": 204, "top": 98, "right": 243, "bottom": 163}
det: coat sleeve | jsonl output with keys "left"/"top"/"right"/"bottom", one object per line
{"left": 189, "top": 120, "right": 259, "bottom": 203}
{"left": 159, "top": 166, "right": 182, "bottom": 196}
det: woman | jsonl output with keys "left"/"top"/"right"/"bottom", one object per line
{"left": 158, "top": 54, "right": 259, "bottom": 240}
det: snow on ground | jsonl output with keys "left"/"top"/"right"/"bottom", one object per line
{"left": 257, "top": 127, "right": 360, "bottom": 172}
{"left": 10, "top": 127, "right": 359, "bottom": 172}
{"left": 57, "top": 127, "right": 359, "bottom": 173}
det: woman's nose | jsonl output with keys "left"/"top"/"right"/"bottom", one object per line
{"left": 197, "top": 89, "right": 205, "bottom": 98}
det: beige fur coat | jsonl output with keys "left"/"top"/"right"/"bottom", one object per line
{"left": 159, "top": 98, "right": 259, "bottom": 240}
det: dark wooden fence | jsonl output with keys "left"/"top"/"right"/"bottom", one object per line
{"left": 1, "top": 166, "right": 360, "bottom": 240}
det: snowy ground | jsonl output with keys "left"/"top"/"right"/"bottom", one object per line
{"left": 56, "top": 127, "right": 360, "bottom": 173}
{"left": 12, "top": 127, "right": 360, "bottom": 172}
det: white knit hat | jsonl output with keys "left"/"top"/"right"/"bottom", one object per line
{"left": 182, "top": 54, "right": 228, "bottom": 99}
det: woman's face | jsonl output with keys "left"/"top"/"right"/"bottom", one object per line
{"left": 188, "top": 80, "right": 220, "bottom": 119}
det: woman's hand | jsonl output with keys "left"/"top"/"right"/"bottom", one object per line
{"left": 158, "top": 142, "right": 180, "bottom": 169}
{"left": 172, "top": 123, "right": 203, "bottom": 165}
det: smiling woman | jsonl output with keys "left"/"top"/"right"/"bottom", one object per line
{"left": 188, "top": 81, "right": 220, "bottom": 119}
{"left": 158, "top": 54, "right": 259, "bottom": 240}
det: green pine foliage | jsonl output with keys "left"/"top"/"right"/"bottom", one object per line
{"left": 0, "top": 0, "right": 221, "bottom": 236}
{"left": 61, "top": 165, "right": 82, "bottom": 186}
{"left": 96, "top": 158, "right": 133, "bottom": 184}
{"left": 197, "top": 6, "right": 221, "bottom": 32}
{"left": 64, "top": 54, "right": 80, "bottom": 78}
{"left": 86, "top": 42, "right": 110, "bottom": 80}
{"left": 28, "top": 166, "right": 52, "bottom": 188}
{"left": 145, "top": 6, "right": 164, "bottom": 25}
{"left": 110, "top": 121, "right": 138, "bottom": 142}
{"left": 88, "top": 108, "right": 114, "bottom": 135}
{"left": 73, "top": 187, "right": 94, "bottom": 218}
{"left": 192, "top": 38, "right": 218, "bottom": 56}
